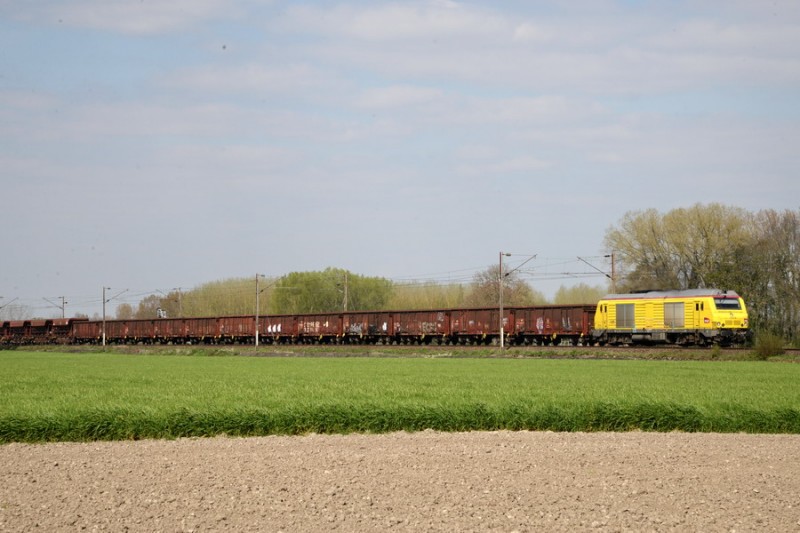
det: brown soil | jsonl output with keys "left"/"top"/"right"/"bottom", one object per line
{"left": 2, "top": 431, "right": 799, "bottom": 532}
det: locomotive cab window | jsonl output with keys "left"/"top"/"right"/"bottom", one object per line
{"left": 714, "top": 298, "right": 742, "bottom": 310}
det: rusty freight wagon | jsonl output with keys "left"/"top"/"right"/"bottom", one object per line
{"left": 103, "top": 320, "right": 135, "bottom": 344}
{"left": 184, "top": 316, "right": 221, "bottom": 343}
{"left": 6, "top": 320, "right": 33, "bottom": 344}
{"left": 260, "top": 314, "right": 297, "bottom": 343}
{"left": 448, "top": 307, "right": 507, "bottom": 345}
{"left": 510, "top": 305, "right": 596, "bottom": 346}
{"left": 342, "top": 311, "right": 394, "bottom": 344}
{"left": 296, "top": 312, "right": 342, "bottom": 343}
{"left": 48, "top": 318, "right": 85, "bottom": 344}
{"left": 389, "top": 310, "right": 449, "bottom": 344}
{"left": 72, "top": 320, "right": 102, "bottom": 343}
{"left": 215, "top": 315, "right": 257, "bottom": 344}
{"left": 0, "top": 318, "right": 82, "bottom": 345}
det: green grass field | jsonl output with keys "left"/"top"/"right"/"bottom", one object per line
{"left": 1, "top": 351, "right": 798, "bottom": 442}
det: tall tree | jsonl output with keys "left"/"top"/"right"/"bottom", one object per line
{"left": 740, "top": 209, "right": 800, "bottom": 341}
{"left": 604, "top": 203, "right": 752, "bottom": 292}
{"left": 270, "top": 268, "right": 393, "bottom": 314}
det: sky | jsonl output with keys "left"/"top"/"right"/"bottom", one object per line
{"left": 1, "top": 0, "right": 799, "bottom": 318}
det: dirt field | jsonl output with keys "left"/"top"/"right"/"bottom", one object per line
{"left": 2, "top": 431, "right": 799, "bottom": 532}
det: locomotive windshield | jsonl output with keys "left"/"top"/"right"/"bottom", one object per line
{"left": 714, "top": 298, "right": 742, "bottom": 310}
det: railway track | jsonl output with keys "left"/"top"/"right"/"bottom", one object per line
{"left": 11, "top": 339, "right": 798, "bottom": 361}
{"left": 249, "top": 344, "right": 799, "bottom": 362}
{"left": 77, "top": 342, "right": 796, "bottom": 361}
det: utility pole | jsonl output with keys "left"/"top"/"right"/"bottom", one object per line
{"left": 173, "top": 288, "right": 183, "bottom": 317}
{"left": 343, "top": 271, "right": 348, "bottom": 312}
{"left": 43, "top": 296, "right": 67, "bottom": 318}
{"left": 102, "top": 287, "right": 127, "bottom": 347}
{"left": 497, "top": 252, "right": 536, "bottom": 349}
{"left": 577, "top": 254, "right": 617, "bottom": 293}
{"left": 255, "top": 274, "right": 263, "bottom": 348}
{"left": 499, "top": 251, "right": 511, "bottom": 349}
{"left": 102, "top": 287, "right": 109, "bottom": 347}
{"left": 610, "top": 252, "right": 616, "bottom": 293}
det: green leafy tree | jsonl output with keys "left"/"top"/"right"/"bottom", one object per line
{"left": 553, "top": 283, "right": 606, "bottom": 304}
{"left": 270, "top": 268, "right": 392, "bottom": 314}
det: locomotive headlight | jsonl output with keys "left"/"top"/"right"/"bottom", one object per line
{"left": 715, "top": 322, "right": 722, "bottom": 328}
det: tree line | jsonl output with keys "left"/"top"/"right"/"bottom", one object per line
{"left": 116, "top": 268, "right": 604, "bottom": 321}
{"left": 108, "top": 203, "right": 799, "bottom": 345}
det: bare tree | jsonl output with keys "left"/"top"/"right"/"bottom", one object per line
{"left": 464, "top": 265, "right": 538, "bottom": 307}
{"left": 115, "top": 303, "right": 134, "bottom": 320}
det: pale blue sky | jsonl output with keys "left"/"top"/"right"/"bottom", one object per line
{"left": 2, "top": 0, "right": 798, "bottom": 317}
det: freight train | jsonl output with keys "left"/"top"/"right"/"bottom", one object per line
{"left": 0, "top": 289, "right": 749, "bottom": 347}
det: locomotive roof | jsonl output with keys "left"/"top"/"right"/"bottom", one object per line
{"left": 601, "top": 289, "right": 741, "bottom": 300}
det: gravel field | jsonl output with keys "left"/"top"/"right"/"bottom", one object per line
{"left": 2, "top": 431, "right": 799, "bottom": 532}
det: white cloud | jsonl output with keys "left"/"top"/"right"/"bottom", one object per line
{"left": 9, "top": 0, "right": 239, "bottom": 34}
{"left": 512, "top": 22, "right": 554, "bottom": 44}
{"left": 357, "top": 85, "right": 444, "bottom": 109}
{"left": 0, "top": 90, "right": 58, "bottom": 111}
{"left": 456, "top": 155, "right": 552, "bottom": 177}
{"left": 163, "top": 63, "right": 338, "bottom": 96}
{"left": 272, "top": 2, "right": 800, "bottom": 96}
{"left": 282, "top": 1, "right": 504, "bottom": 41}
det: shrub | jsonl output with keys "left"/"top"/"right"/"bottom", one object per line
{"left": 710, "top": 344, "right": 721, "bottom": 360}
{"left": 754, "top": 332, "right": 785, "bottom": 360}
